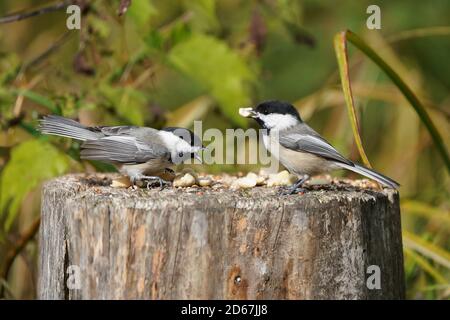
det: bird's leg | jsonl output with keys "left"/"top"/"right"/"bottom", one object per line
{"left": 280, "top": 175, "right": 310, "bottom": 195}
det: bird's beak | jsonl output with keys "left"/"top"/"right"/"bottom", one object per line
{"left": 194, "top": 153, "right": 202, "bottom": 163}
{"left": 239, "top": 107, "right": 257, "bottom": 118}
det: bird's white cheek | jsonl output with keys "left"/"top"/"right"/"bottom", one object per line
{"left": 259, "top": 114, "right": 298, "bottom": 130}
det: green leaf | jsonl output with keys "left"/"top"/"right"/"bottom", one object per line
{"left": 88, "top": 15, "right": 111, "bottom": 39}
{"left": 168, "top": 21, "right": 192, "bottom": 47}
{"left": 334, "top": 30, "right": 450, "bottom": 173}
{"left": 169, "top": 34, "right": 254, "bottom": 126}
{"left": 145, "top": 22, "right": 191, "bottom": 53}
{"left": 0, "top": 139, "right": 70, "bottom": 231}
{"left": 99, "top": 84, "right": 146, "bottom": 126}
{"left": 145, "top": 30, "right": 164, "bottom": 51}
{"left": 127, "top": 0, "right": 157, "bottom": 30}
{"left": 277, "top": 0, "right": 303, "bottom": 25}
{"left": 277, "top": 0, "right": 314, "bottom": 46}
{"left": 184, "top": 0, "right": 219, "bottom": 32}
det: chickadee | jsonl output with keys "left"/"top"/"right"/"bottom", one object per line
{"left": 240, "top": 100, "right": 399, "bottom": 194}
{"left": 38, "top": 115, "right": 203, "bottom": 188}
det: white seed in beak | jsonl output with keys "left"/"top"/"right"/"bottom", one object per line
{"left": 239, "top": 107, "right": 255, "bottom": 118}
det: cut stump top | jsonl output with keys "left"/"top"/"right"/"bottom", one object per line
{"left": 43, "top": 173, "right": 398, "bottom": 206}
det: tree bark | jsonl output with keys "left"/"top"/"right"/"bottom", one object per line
{"left": 38, "top": 174, "right": 405, "bottom": 299}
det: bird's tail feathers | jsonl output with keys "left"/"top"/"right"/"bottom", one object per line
{"left": 337, "top": 162, "right": 400, "bottom": 189}
{"left": 38, "top": 115, "right": 102, "bottom": 141}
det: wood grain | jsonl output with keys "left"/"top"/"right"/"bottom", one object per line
{"left": 38, "top": 174, "right": 405, "bottom": 299}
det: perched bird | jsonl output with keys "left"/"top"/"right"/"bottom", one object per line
{"left": 239, "top": 100, "right": 399, "bottom": 194}
{"left": 38, "top": 115, "right": 202, "bottom": 188}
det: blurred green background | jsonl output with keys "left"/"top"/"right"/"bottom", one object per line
{"left": 0, "top": 0, "right": 449, "bottom": 299}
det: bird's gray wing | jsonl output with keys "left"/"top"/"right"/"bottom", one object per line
{"left": 80, "top": 135, "right": 169, "bottom": 164}
{"left": 279, "top": 125, "right": 354, "bottom": 166}
{"left": 91, "top": 126, "right": 146, "bottom": 136}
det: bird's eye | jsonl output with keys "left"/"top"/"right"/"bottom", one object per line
{"left": 178, "top": 152, "right": 184, "bottom": 158}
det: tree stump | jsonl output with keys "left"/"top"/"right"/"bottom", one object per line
{"left": 38, "top": 174, "right": 405, "bottom": 299}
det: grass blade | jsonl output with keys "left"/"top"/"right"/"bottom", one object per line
{"left": 387, "top": 26, "right": 450, "bottom": 43}
{"left": 401, "top": 200, "right": 450, "bottom": 228}
{"left": 403, "top": 230, "right": 450, "bottom": 269}
{"left": 339, "top": 30, "right": 450, "bottom": 172}
{"left": 404, "top": 247, "right": 448, "bottom": 285}
{"left": 333, "top": 32, "right": 372, "bottom": 168}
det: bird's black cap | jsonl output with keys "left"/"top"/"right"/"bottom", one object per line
{"left": 254, "top": 100, "right": 302, "bottom": 121}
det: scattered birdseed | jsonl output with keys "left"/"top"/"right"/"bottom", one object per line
{"left": 173, "top": 173, "right": 197, "bottom": 187}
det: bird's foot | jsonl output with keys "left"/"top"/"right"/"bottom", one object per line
{"left": 164, "top": 168, "right": 175, "bottom": 175}
{"left": 278, "top": 175, "right": 310, "bottom": 195}
{"left": 146, "top": 177, "right": 171, "bottom": 190}
{"left": 278, "top": 186, "right": 307, "bottom": 196}
{"left": 134, "top": 175, "right": 172, "bottom": 190}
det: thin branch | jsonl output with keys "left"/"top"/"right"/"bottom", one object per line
{"left": 0, "top": 1, "right": 72, "bottom": 24}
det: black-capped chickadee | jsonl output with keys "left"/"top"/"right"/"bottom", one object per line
{"left": 38, "top": 115, "right": 203, "bottom": 187}
{"left": 240, "top": 100, "right": 399, "bottom": 194}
